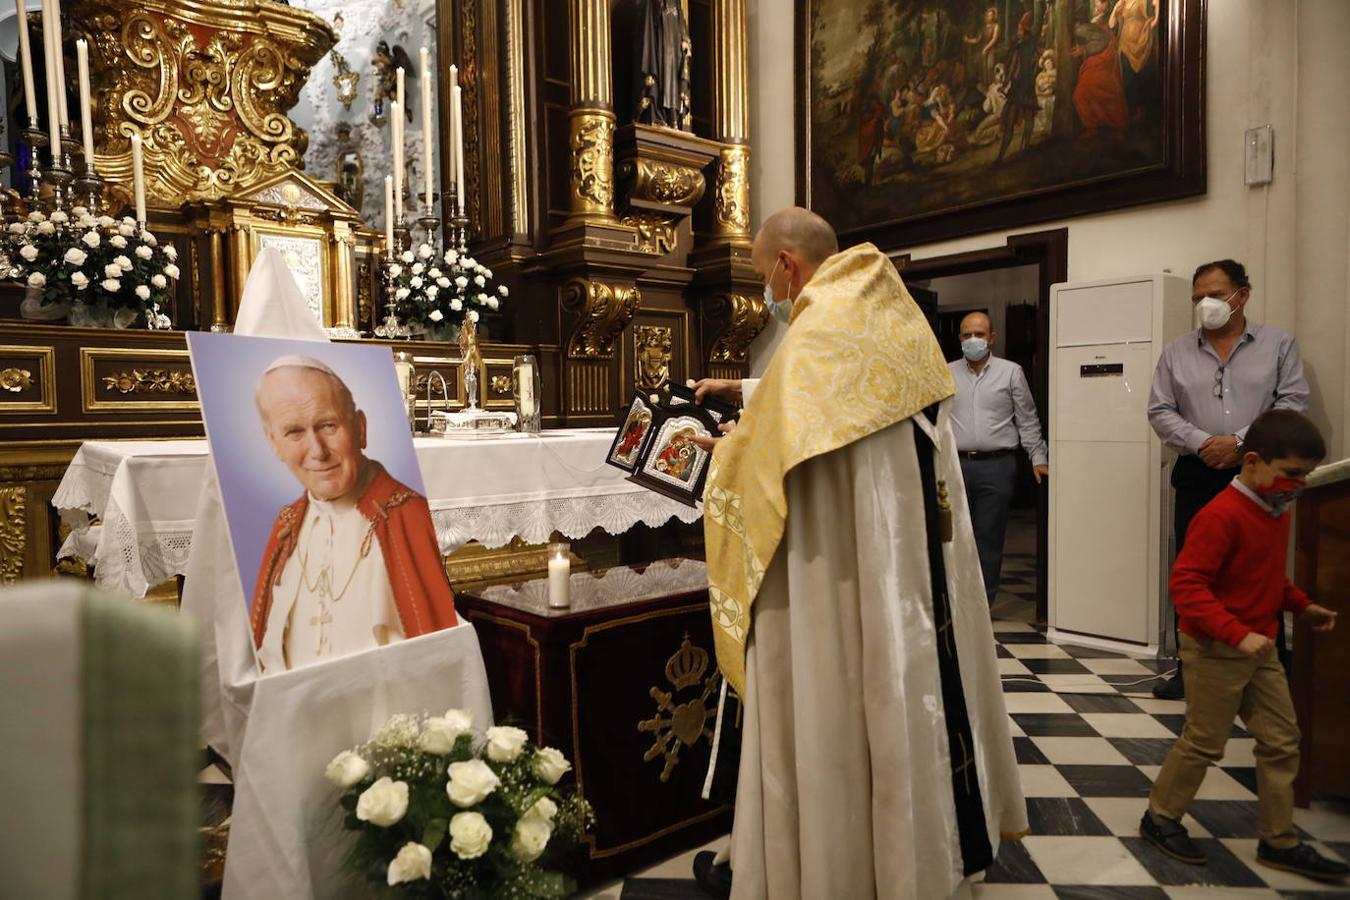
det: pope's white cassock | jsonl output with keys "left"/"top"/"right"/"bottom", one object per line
{"left": 703, "top": 243, "right": 1028, "bottom": 900}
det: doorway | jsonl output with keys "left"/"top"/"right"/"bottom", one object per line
{"left": 894, "top": 229, "right": 1068, "bottom": 625}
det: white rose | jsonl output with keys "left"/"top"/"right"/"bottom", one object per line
{"left": 82, "top": 231, "right": 101, "bottom": 248}
{"left": 473, "top": 275, "right": 485, "bottom": 287}
{"left": 426, "top": 286, "right": 439, "bottom": 299}
{"left": 164, "top": 264, "right": 180, "bottom": 279}
{"left": 324, "top": 750, "right": 370, "bottom": 788}
{"left": 18, "top": 244, "right": 38, "bottom": 261}
{"left": 410, "top": 276, "right": 423, "bottom": 288}
{"left": 395, "top": 287, "right": 410, "bottom": 301}
{"left": 164, "top": 245, "right": 178, "bottom": 261}
{"left": 135, "top": 285, "right": 151, "bottom": 300}
{"left": 484, "top": 725, "right": 529, "bottom": 763}
{"left": 36, "top": 221, "right": 55, "bottom": 235}
{"left": 487, "top": 297, "right": 499, "bottom": 310}
{"left": 510, "top": 817, "right": 552, "bottom": 863}
{"left": 443, "top": 708, "right": 475, "bottom": 736}
{"left": 401, "top": 250, "right": 415, "bottom": 264}
{"left": 446, "top": 758, "right": 501, "bottom": 807}
{"left": 468, "top": 309, "right": 480, "bottom": 324}
{"left": 78, "top": 216, "right": 97, "bottom": 228}
{"left": 135, "top": 245, "right": 153, "bottom": 260}
{"left": 100, "top": 278, "right": 121, "bottom": 292}
{"left": 151, "top": 274, "right": 167, "bottom": 289}
{"left": 428, "top": 268, "right": 441, "bottom": 279}
{"left": 63, "top": 248, "right": 87, "bottom": 266}
{"left": 8, "top": 222, "right": 25, "bottom": 234}
{"left": 417, "top": 243, "right": 433, "bottom": 259}
{"left": 454, "top": 276, "right": 469, "bottom": 289}
{"left": 97, "top": 215, "right": 115, "bottom": 228}
{"left": 355, "top": 777, "right": 409, "bottom": 827}
{"left": 532, "top": 747, "right": 572, "bottom": 785}
{"left": 523, "top": 796, "right": 558, "bottom": 824}
{"left": 71, "top": 272, "right": 89, "bottom": 288}
{"left": 114, "top": 255, "right": 133, "bottom": 272}
{"left": 426, "top": 308, "right": 444, "bottom": 323}
{"left": 27, "top": 211, "right": 44, "bottom": 222}
{"left": 437, "top": 277, "right": 450, "bottom": 289}
{"left": 388, "top": 264, "right": 403, "bottom": 277}
{"left": 386, "top": 842, "right": 432, "bottom": 886}
{"left": 118, "top": 223, "right": 135, "bottom": 237}
{"left": 450, "top": 298, "right": 463, "bottom": 312}
{"left": 443, "top": 249, "right": 459, "bottom": 264}
{"left": 26, "top": 271, "right": 46, "bottom": 287}
{"left": 104, "top": 263, "right": 123, "bottom": 279}
{"left": 419, "top": 714, "right": 468, "bottom": 753}
{"left": 412, "top": 262, "right": 425, "bottom": 275}
{"left": 50, "top": 210, "right": 69, "bottom": 223}
{"left": 482, "top": 267, "right": 494, "bottom": 279}
{"left": 448, "top": 811, "right": 493, "bottom": 860}
{"left": 109, "top": 235, "right": 127, "bottom": 249}
{"left": 499, "top": 285, "right": 509, "bottom": 297}
{"left": 463, "top": 257, "right": 476, "bottom": 269}
{"left": 142, "top": 231, "right": 157, "bottom": 246}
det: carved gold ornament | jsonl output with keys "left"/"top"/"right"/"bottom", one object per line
{"left": 620, "top": 212, "right": 677, "bottom": 255}
{"left": 331, "top": 50, "right": 360, "bottom": 111}
{"left": 618, "top": 158, "right": 705, "bottom": 208}
{"left": 1, "top": 368, "right": 33, "bottom": 393}
{"left": 637, "top": 633, "right": 717, "bottom": 783}
{"left": 102, "top": 369, "right": 198, "bottom": 395}
{"left": 77, "top": 0, "right": 335, "bottom": 205}
{"left": 706, "top": 292, "right": 770, "bottom": 364}
{"left": 713, "top": 144, "right": 751, "bottom": 236}
{"left": 0, "top": 486, "right": 26, "bottom": 586}
{"left": 562, "top": 278, "right": 641, "bottom": 360}
{"left": 490, "top": 375, "right": 512, "bottom": 395}
{"left": 569, "top": 112, "right": 617, "bottom": 215}
{"left": 634, "top": 325, "right": 673, "bottom": 391}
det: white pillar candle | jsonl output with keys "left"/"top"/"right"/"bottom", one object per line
{"left": 46, "top": 0, "right": 66, "bottom": 127}
{"left": 384, "top": 174, "right": 394, "bottom": 255}
{"left": 547, "top": 549, "right": 570, "bottom": 608}
{"left": 420, "top": 46, "right": 434, "bottom": 209}
{"left": 14, "top": 0, "right": 37, "bottom": 124}
{"left": 451, "top": 83, "right": 464, "bottom": 211}
{"left": 41, "top": 0, "right": 59, "bottom": 154}
{"left": 75, "top": 38, "right": 93, "bottom": 172}
{"left": 390, "top": 99, "right": 403, "bottom": 224}
{"left": 130, "top": 131, "right": 146, "bottom": 223}
{"left": 446, "top": 65, "right": 458, "bottom": 210}
{"left": 395, "top": 65, "right": 404, "bottom": 124}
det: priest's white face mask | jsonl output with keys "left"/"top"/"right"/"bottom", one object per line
{"left": 763, "top": 256, "right": 793, "bottom": 318}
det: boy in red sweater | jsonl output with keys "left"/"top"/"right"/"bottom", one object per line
{"left": 1140, "top": 409, "right": 1346, "bottom": 882}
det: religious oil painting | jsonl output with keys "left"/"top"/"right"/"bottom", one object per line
{"left": 608, "top": 391, "right": 657, "bottom": 472}
{"left": 799, "top": 0, "right": 1205, "bottom": 247}
{"left": 188, "top": 333, "right": 456, "bottom": 676}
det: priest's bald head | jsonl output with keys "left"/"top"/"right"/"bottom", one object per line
{"left": 751, "top": 207, "right": 839, "bottom": 307}
{"left": 255, "top": 356, "right": 370, "bottom": 502}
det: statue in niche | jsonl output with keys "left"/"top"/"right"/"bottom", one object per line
{"left": 333, "top": 122, "right": 365, "bottom": 210}
{"left": 635, "top": 0, "right": 691, "bottom": 130}
{"left": 372, "top": 41, "right": 415, "bottom": 123}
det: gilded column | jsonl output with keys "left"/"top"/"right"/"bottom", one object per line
{"left": 207, "top": 227, "right": 230, "bottom": 332}
{"left": 230, "top": 224, "right": 252, "bottom": 318}
{"left": 566, "top": 0, "right": 617, "bottom": 225}
{"left": 329, "top": 225, "right": 358, "bottom": 336}
{"left": 709, "top": 0, "right": 751, "bottom": 245}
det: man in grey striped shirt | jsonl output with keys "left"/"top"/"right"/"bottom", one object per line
{"left": 948, "top": 311, "right": 1049, "bottom": 606}
{"left": 1146, "top": 259, "right": 1309, "bottom": 699}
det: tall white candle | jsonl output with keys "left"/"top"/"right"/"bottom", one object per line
{"left": 75, "top": 38, "right": 93, "bottom": 172}
{"left": 451, "top": 83, "right": 464, "bottom": 210}
{"left": 130, "top": 131, "right": 146, "bottom": 223}
{"left": 384, "top": 175, "right": 394, "bottom": 255}
{"left": 390, "top": 99, "right": 403, "bottom": 224}
{"left": 46, "top": 0, "right": 66, "bottom": 127}
{"left": 14, "top": 0, "right": 37, "bottom": 124}
{"left": 447, "top": 65, "right": 458, "bottom": 210}
{"left": 420, "top": 47, "right": 433, "bottom": 209}
{"left": 395, "top": 66, "right": 404, "bottom": 118}
{"left": 41, "top": 0, "right": 58, "bottom": 156}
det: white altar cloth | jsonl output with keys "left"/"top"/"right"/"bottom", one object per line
{"left": 52, "top": 429, "right": 702, "bottom": 598}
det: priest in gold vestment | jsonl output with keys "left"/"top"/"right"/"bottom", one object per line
{"left": 701, "top": 208, "right": 1027, "bottom": 899}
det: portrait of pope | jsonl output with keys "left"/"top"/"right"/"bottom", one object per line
{"left": 249, "top": 355, "right": 458, "bottom": 673}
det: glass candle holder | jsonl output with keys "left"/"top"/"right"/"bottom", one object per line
{"left": 514, "top": 353, "right": 542, "bottom": 433}
{"left": 547, "top": 541, "right": 571, "bottom": 608}
{"left": 393, "top": 351, "right": 416, "bottom": 432}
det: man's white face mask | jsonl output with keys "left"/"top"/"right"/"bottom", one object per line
{"left": 1195, "top": 289, "right": 1239, "bottom": 331}
{"left": 764, "top": 257, "right": 792, "bottom": 321}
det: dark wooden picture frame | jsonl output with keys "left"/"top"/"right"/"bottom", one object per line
{"left": 796, "top": 0, "right": 1206, "bottom": 250}
{"left": 628, "top": 404, "right": 722, "bottom": 508}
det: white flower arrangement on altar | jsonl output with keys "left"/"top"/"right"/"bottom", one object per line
{"left": 6, "top": 207, "right": 179, "bottom": 329}
{"left": 387, "top": 243, "right": 508, "bottom": 335}
{"left": 328, "top": 710, "right": 592, "bottom": 898}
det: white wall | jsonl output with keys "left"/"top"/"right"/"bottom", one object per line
{"left": 923, "top": 266, "right": 1040, "bottom": 359}
{"left": 747, "top": 0, "right": 1350, "bottom": 459}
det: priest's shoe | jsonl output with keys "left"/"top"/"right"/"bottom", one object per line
{"left": 1139, "top": 811, "right": 1206, "bottom": 865}
{"left": 693, "top": 850, "right": 732, "bottom": 899}
{"left": 1257, "top": 841, "right": 1350, "bottom": 882}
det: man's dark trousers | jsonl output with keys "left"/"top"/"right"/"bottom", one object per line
{"left": 960, "top": 451, "right": 1019, "bottom": 605}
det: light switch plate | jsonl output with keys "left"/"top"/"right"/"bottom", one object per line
{"left": 1245, "top": 125, "right": 1273, "bottom": 186}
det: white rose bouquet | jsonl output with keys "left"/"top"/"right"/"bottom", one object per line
{"left": 329, "top": 710, "right": 591, "bottom": 898}
{"left": 6, "top": 207, "right": 179, "bottom": 329}
{"left": 387, "top": 243, "right": 509, "bottom": 335}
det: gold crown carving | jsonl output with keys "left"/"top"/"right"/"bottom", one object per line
{"left": 665, "top": 633, "right": 709, "bottom": 691}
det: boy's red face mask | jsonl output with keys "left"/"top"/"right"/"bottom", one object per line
{"left": 1255, "top": 476, "right": 1306, "bottom": 510}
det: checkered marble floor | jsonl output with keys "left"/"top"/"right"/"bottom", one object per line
{"left": 584, "top": 620, "right": 1350, "bottom": 899}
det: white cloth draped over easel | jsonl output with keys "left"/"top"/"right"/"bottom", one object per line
{"left": 179, "top": 249, "right": 493, "bottom": 899}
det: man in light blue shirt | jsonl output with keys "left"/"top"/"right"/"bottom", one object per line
{"left": 948, "top": 311, "right": 1049, "bottom": 606}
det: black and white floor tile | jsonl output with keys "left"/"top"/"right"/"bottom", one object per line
{"left": 581, "top": 619, "right": 1350, "bottom": 899}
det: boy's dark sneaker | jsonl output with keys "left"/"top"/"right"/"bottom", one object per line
{"left": 1139, "top": 811, "right": 1206, "bottom": 864}
{"left": 1256, "top": 841, "right": 1350, "bottom": 882}
{"left": 693, "top": 850, "right": 732, "bottom": 899}
{"left": 1152, "top": 672, "right": 1185, "bottom": 700}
